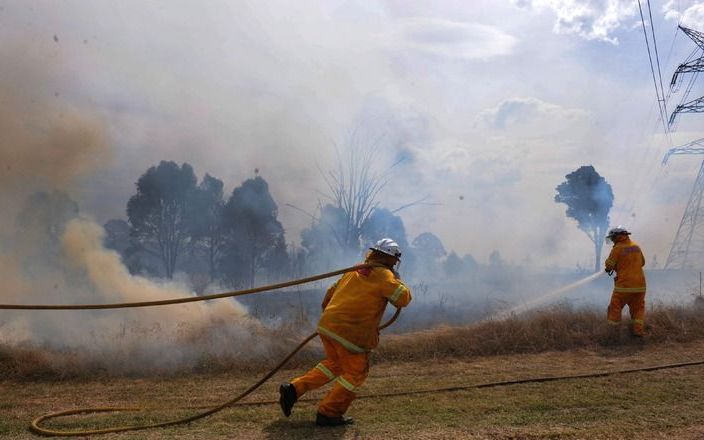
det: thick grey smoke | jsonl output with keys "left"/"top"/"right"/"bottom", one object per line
{"left": 1, "top": 1, "right": 703, "bottom": 353}
{"left": 0, "top": 45, "right": 270, "bottom": 374}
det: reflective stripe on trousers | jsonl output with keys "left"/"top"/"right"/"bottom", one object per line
{"left": 607, "top": 290, "right": 646, "bottom": 335}
{"left": 291, "top": 334, "right": 369, "bottom": 417}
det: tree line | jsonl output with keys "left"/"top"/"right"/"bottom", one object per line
{"left": 104, "top": 160, "right": 614, "bottom": 292}
{"left": 103, "top": 160, "right": 476, "bottom": 292}
{"left": 11, "top": 159, "right": 614, "bottom": 297}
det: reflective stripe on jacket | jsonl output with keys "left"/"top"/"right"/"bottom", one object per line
{"left": 317, "top": 266, "right": 412, "bottom": 352}
{"left": 605, "top": 238, "right": 646, "bottom": 293}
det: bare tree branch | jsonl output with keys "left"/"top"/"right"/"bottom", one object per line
{"left": 391, "top": 197, "right": 442, "bottom": 214}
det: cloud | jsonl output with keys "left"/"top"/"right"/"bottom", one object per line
{"left": 511, "top": 0, "right": 639, "bottom": 44}
{"left": 388, "top": 17, "right": 517, "bottom": 59}
{"left": 478, "top": 97, "right": 589, "bottom": 131}
{"left": 664, "top": 0, "right": 704, "bottom": 29}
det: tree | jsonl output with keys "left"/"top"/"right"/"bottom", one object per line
{"left": 443, "top": 251, "right": 464, "bottom": 277}
{"left": 486, "top": 250, "right": 510, "bottom": 294}
{"left": 300, "top": 204, "right": 351, "bottom": 272}
{"left": 412, "top": 232, "right": 447, "bottom": 260}
{"left": 104, "top": 218, "right": 134, "bottom": 271}
{"left": 555, "top": 165, "right": 614, "bottom": 272}
{"left": 311, "top": 123, "right": 432, "bottom": 262}
{"left": 189, "top": 174, "right": 226, "bottom": 279}
{"left": 361, "top": 208, "right": 409, "bottom": 250}
{"left": 410, "top": 232, "right": 446, "bottom": 278}
{"left": 319, "top": 135, "right": 402, "bottom": 255}
{"left": 488, "top": 250, "right": 504, "bottom": 267}
{"left": 126, "top": 161, "right": 198, "bottom": 279}
{"left": 220, "top": 176, "right": 287, "bottom": 288}
{"left": 462, "top": 254, "right": 478, "bottom": 273}
{"left": 104, "top": 219, "right": 130, "bottom": 256}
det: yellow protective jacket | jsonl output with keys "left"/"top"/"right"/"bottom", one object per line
{"left": 317, "top": 266, "right": 411, "bottom": 353}
{"left": 604, "top": 238, "right": 646, "bottom": 293}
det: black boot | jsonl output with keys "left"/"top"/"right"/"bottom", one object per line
{"left": 315, "top": 412, "right": 354, "bottom": 427}
{"left": 279, "top": 383, "right": 297, "bottom": 417}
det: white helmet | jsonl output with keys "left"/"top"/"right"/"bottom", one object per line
{"left": 606, "top": 226, "right": 631, "bottom": 242}
{"left": 370, "top": 238, "right": 402, "bottom": 259}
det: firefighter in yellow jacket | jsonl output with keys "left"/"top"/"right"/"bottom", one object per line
{"left": 604, "top": 226, "right": 647, "bottom": 337}
{"left": 279, "top": 238, "right": 412, "bottom": 426}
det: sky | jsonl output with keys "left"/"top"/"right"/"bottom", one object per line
{"left": 1, "top": 0, "right": 704, "bottom": 269}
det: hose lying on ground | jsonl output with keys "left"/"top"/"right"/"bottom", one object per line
{"left": 30, "top": 309, "right": 402, "bottom": 436}
{"left": 11, "top": 264, "right": 389, "bottom": 436}
{"left": 10, "top": 265, "right": 702, "bottom": 436}
{"left": 30, "top": 332, "right": 704, "bottom": 436}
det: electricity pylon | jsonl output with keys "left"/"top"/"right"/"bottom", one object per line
{"left": 663, "top": 139, "right": 704, "bottom": 269}
{"left": 669, "top": 96, "right": 704, "bottom": 125}
{"left": 669, "top": 26, "right": 704, "bottom": 127}
{"left": 664, "top": 25, "right": 704, "bottom": 269}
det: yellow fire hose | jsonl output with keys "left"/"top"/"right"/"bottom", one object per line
{"left": 28, "top": 331, "right": 704, "bottom": 436}
{"left": 0, "top": 263, "right": 389, "bottom": 436}
{"left": 29, "top": 308, "right": 402, "bottom": 436}
{"left": 4, "top": 264, "right": 704, "bottom": 436}
{"left": 0, "top": 263, "right": 382, "bottom": 310}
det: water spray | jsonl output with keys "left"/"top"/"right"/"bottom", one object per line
{"left": 494, "top": 271, "right": 604, "bottom": 320}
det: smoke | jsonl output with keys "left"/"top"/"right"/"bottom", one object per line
{"left": 0, "top": 47, "right": 109, "bottom": 195}
{"left": 0, "top": 109, "right": 108, "bottom": 191}
{"left": 0, "top": 45, "right": 271, "bottom": 375}
{"left": 1, "top": 1, "right": 701, "bottom": 365}
{"left": 0, "top": 194, "right": 265, "bottom": 375}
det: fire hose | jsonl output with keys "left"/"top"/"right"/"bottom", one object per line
{"left": 0, "top": 262, "right": 392, "bottom": 436}
{"left": 27, "top": 334, "right": 704, "bottom": 436}
{"left": 1, "top": 265, "right": 703, "bottom": 436}
{"left": 29, "top": 309, "right": 402, "bottom": 437}
{"left": 0, "top": 263, "right": 384, "bottom": 310}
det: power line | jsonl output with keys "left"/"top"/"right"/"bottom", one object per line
{"left": 638, "top": 0, "right": 669, "bottom": 135}
{"left": 618, "top": 25, "right": 684, "bottom": 219}
{"left": 647, "top": 0, "right": 669, "bottom": 120}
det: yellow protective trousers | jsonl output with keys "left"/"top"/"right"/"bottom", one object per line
{"left": 607, "top": 290, "right": 646, "bottom": 336}
{"left": 291, "top": 335, "right": 368, "bottom": 418}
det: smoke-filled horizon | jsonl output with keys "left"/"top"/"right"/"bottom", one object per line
{"left": 0, "top": 46, "right": 274, "bottom": 372}
{"left": 6, "top": 1, "right": 704, "bottom": 376}
{"left": 2, "top": 1, "right": 704, "bottom": 268}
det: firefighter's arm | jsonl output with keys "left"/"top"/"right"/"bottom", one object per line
{"left": 321, "top": 279, "right": 339, "bottom": 310}
{"left": 604, "top": 246, "right": 619, "bottom": 272}
{"left": 389, "top": 281, "right": 411, "bottom": 308}
{"left": 374, "top": 269, "right": 412, "bottom": 308}
{"left": 640, "top": 249, "right": 646, "bottom": 267}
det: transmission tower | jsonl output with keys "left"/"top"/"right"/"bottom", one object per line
{"left": 664, "top": 25, "right": 704, "bottom": 269}
{"left": 663, "top": 139, "right": 704, "bottom": 269}
{"left": 669, "top": 26, "right": 704, "bottom": 126}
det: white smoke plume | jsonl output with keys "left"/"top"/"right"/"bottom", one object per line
{"left": 0, "top": 45, "right": 274, "bottom": 376}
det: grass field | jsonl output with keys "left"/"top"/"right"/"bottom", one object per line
{"left": 3, "top": 335, "right": 704, "bottom": 439}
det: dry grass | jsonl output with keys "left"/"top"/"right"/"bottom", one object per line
{"left": 4, "top": 303, "right": 704, "bottom": 438}
{"left": 3, "top": 303, "right": 704, "bottom": 381}
{"left": 0, "top": 320, "right": 322, "bottom": 381}
{"left": 375, "top": 303, "right": 704, "bottom": 363}
{"left": 4, "top": 340, "right": 704, "bottom": 439}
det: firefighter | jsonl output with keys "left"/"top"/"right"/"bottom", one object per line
{"left": 279, "top": 238, "right": 412, "bottom": 427}
{"left": 604, "top": 226, "right": 647, "bottom": 337}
